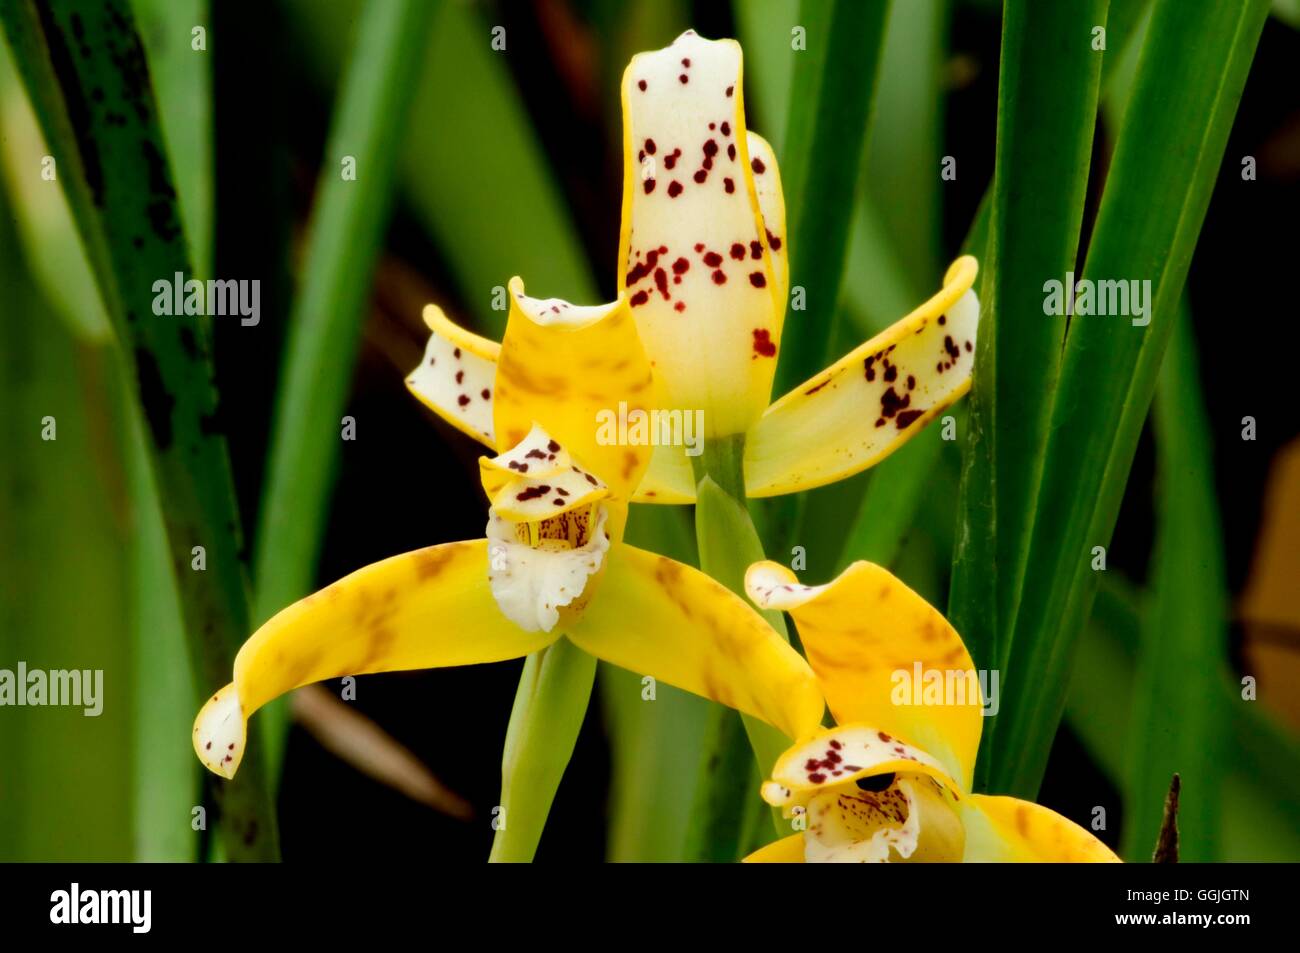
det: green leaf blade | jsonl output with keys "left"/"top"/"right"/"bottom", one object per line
{"left": 992, "top": 0, "right": 1270, "bottom": 798}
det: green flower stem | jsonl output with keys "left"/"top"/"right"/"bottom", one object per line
{"left": 488, "top": 638, "right": 596, "bottom": 863}
{"left": 684, "top": 435, "right": 793, "bottom": 861}
{"left": 604, "top": 504, "right": 707, "bottom": 862}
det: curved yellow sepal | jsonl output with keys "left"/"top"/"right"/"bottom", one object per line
{"left": 746, "top": 559, "right": 981, "bottom": 791}
{"left": 193, "top": 540, "right": 558, "bottom": 778}
{"left": 959, "top": 795, "right": 1122, "bottom": 862}
{"left": 743, "top": 833, "right": 806, "bottom": 863}
{"left": 405, "top": 304, "right": 500, "bottom": 447}
{"left": 618, "top": 31, "right": 785, "bottom": 438}
{"left": 494, "top": 278, "right": 656, "bottom": 500}
{"left": 744, "top": 256, "right": 980, "bottom": 497}
{"left": 565, "top": 543, "right": 824, "bottom": 741}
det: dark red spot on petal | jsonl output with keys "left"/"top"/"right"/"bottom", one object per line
{"left": 752, "top": 328, "right": 776, "bottom": 357}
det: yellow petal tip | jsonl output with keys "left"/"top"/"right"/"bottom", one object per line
{"left": 193, "top": 683, "right": 247, "bottom": 779}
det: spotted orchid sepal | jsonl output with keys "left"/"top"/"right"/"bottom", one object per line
{"left": 744, "top": 256, "right": 980, "bottom": 496}
{"left": 740, "top": 560, "right": 1121, "bottom": 864}
{"left": 618, "top": 30, "right": 786, "bottom": 440}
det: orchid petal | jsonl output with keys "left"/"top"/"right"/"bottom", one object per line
{"left": 494, "top": 278, "right": 656, "bottom": 499}
{"left": 405, "top": 304, "right": 500, "bottom": 447}
{"left": 959, "top": 795, "right": 1121, "bottom": 862}
{"left": 763, "top": 723, "right": 958, "bottom": 804}
{"left": 565, "top": 543, "right": 824, "bottom": 741}
{"left": 743, "top": 833, "right": 806, "bottom": 863}
{"left": 746, "top": 560, "right": 981, "bottom": 790}
{"left": 744, "top": 257, "right": 979, "bottom": 496}
{"left": 193, "top": 541, "right": 555, "bottom": 778}
{"left": 630, "top": 443, "right": 698, "bottom": 504}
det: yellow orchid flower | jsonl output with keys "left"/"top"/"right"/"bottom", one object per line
{"left": 740, "top": 561, "right": 1120, "bottom": 863}
{"left": 414, "top": 31, "right": 980, "bottom": 504}
{"left": 192, "top": 282, "right": 823, "bottom": 779}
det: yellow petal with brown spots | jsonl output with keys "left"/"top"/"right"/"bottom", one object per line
{"left": 746, "top": 560, "right": 981, "bottom": 791}
{"left": 192, "top": 540, "right": 557, "bottom": 778}
{"left": 494, "top": 277, "right": 656, "bottom": 500}
{"left": 763, "top": 723, "right": 958, "bottom": 805}
{"left": 565, "top": 544, "right": 824, "bottom": 741}
{"left": 959, "top": 795, "right": 1121, "bottom": 862}
{"left": 743, "top": 833, "right": 806, "bottom": 863}
{"left": 479, "top": 424, "right": 610, "bottom": 523}
{"left": 618, "top": 31, "right": 785, "bottom": 438}
{"left": 743, "top": 257, "right": 979, "bottom": 497}
{"left": 405, "top": 304, "right": 500, "bottom": 447}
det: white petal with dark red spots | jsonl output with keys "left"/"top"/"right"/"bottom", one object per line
{"left": 619, "top": 31, "right": 784, "bottom": 437}
{"left": 406, "top": 304, "right": 499, "bottom": 446}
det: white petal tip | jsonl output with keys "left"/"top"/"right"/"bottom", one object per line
{"left": 193, "top": 683, "right": 247, "bottom": 779}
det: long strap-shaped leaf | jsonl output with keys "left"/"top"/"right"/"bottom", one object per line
{"left": 252, "top": 0, "right": 434, "bottom": 637}
{"left": 991, "top": 0, "right": 1269, "bottom": 798}
{"left": 0, "top": 0, "right": 277, "bottom": 858}
{"left": 1123, "top": 304, "right": 1228, "bottom": 860}
{"left": 949, "top": 0, "right": 1109, "bottom": 788}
